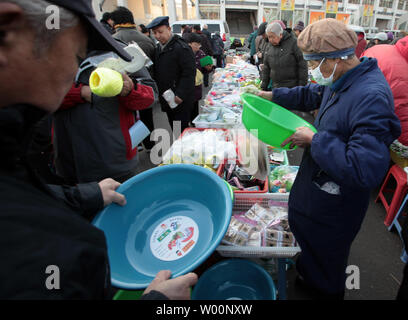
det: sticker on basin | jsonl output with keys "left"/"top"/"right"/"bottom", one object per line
{"left": 150, "top": 216, "right": 199, "bottom": 261}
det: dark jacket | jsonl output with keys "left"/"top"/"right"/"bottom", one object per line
{"left": 113, "top": 27, "right": 156, "bottom": 61}
{"left": 100, "top": 21, "right": 114, "bottom": 34}
{"left": 248, "top": 30, "right": 258, "bottom": 56}
{"left": 0, "top": 105, "right": 111, "bottom": 299}
{"left": 195, "top": 31, "right": 214, "bottom": 56}
{"left": 0, "top": 104, "right": 169, "bottom": 299}
{"left": 272, "top": 58, "right": 401, "bottom": 293}
{"left": 54, "top": 66, "right": 156, "bottom": 184}
{"left": 153, "top": 34, "right": 196, "bottom": 114}
{"left": 211, "top": 34, "right": 224, "bottom": 56}
{"left": 261, "top": 30, "right": 308, "bottom": 89}
{"left": 202, "top": 29, "right": 211, "bottom": 41}
{"left": 194, "top": 49, "right": 207, "bottom": 101}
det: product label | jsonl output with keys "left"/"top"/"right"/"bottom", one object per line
{"left": 150, "top": 216, "right": 199, "bottom": 261}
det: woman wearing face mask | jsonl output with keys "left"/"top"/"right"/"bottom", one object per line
{"left": 257, "top": 19, "right": 401, "bottom": 299}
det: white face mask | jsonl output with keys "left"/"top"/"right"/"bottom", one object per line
{"left": 310, "top": 58, "right": 337, "bottom": 86}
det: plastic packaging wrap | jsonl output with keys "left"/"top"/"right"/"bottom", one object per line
{"left": 162, "top": 130, "right": 237, "bottom": 169}
{"left": 269, "top": 166, "right": 299, "bottom": 193}
{"left": 221, "top": 203, "right": 296, "bottom": 248}
{"left": 97, "top": 42, "right": 153, "bottom": 73}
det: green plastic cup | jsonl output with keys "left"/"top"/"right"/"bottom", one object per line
{"left": 241, "top": 93, "right": 317, "bottom": 150}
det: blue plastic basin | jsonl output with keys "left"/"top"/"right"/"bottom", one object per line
{"left": 92, "top": 164, "right": 233, "bottom": 290}
{"left": 192, "top": 259, "right": 276, "bottom": 300}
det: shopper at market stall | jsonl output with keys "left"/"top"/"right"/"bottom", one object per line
{"left": 111, "top": 6, "right": 155, "bottom": 61}
{"left": 362, "top": 36, "right": 408, "bottom": 161}
{"left": 293, "top": 21, "right": 304, "bottom": 38}
{"left": 147, "top": 16, "right": 196, "bottom": 132}
{"left": 366, "top": 32, "right": 389, "bottom": 50}
{"left": 248, "top": 25, "right": 258, "bottom": 64}
{"left": 354, "top": 30, "right": 367, "bottom": 58}
{"left": 187, "top": 33, "right": 211, "bottom": 122}
{"left": 202, "top": 24, "right": 212, "bottom": 42}
{"left": 139, "top": 24, "right": 156, "bottom": 46}
{"left": 255, "top": 22, "right": 269, "bottom": 62}
{"left": 261, "top": 22, "right": 308, "bottom": 90}
{"left": 110, "top": 7, "right": 157, "bottom": 152}
{"left": 53, "top": 48, "right": 157, "bottom": 184}
{"left": 0, "top": 0, "right": 197, "bottom": 299}
{"left": 192, "top": 24, "right": 214, "bottom": 87}
{"left": 211, "top": 32, "right": 225, "bottom": 68}
{"left": 100, "top": 12, "right": 114, "bottom": 34}
{"left": 257, "top": 18, "right": 401, "bottom": 299}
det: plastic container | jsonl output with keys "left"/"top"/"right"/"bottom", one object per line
{"left": 191, "top": 259, "right": 276, "bottom": 300}
{"left": 216, "top": 193, "right": 301, "bottom": 258}
{"left": 192, "top": 115, "right": 235, "bottom": 129}
{"left": 200, "top": 56, "right": 213, "bottom": 67}
{"left": 92, "top": 164, "right": 233, "bottom": 290}
{"left": 241, "top": 93, "right": 317, "bottom": 150}
{"left": 113, "top": 290, "right": 144, "bottom": 300}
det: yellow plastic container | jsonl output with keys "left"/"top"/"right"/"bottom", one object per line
{"left": 89, "top": 67, "right": 123, "bottom": 97}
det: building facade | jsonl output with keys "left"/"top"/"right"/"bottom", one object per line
{"left": 93, "top": 0, "right": 198, "bottom": 25}
{"left": 92, "top": 0, "right": 407, "bottom": 33}
{"left": 197, "top": 0, "right": 408, "bottom": 33}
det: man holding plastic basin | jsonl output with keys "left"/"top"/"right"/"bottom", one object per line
{"left": 0, "top": 0, "right": 196, "bottom": 299}
{"left": 258, "top": 18, "right": 401, "bottom": 299}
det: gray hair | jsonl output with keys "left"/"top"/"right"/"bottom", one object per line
{"left": 266, "top": 22, "right": 283, "bottom": 36}
{"left": 6, "top": 0, "right": 79, "bottom": 54}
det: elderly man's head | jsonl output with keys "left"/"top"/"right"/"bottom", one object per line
{"left": 0, "top": 0, "right": 131, "bottom": 111}
{"left": 266, "top": 22, "right": 283, "bottom": 46}
{"left": 0, "top": 0, "right": 88, "bottom": 112}
{"left": 298, "top": 18, "right": 359, "bottom": 85}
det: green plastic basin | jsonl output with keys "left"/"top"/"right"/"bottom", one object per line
{"left": 241, "top": 93, "right": 317, "bottom": 150}
{"left": 200, "top": 56, "right": 213, "bottom": 67}
{"left": 113, "top": 289, "right": 144, "bottom": 300}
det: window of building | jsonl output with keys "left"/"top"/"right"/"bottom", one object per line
{"left": 348, "top": 0, "right": 361, "bottom": 4}
{"left": 263, "top": 7, "right": 280, "bottom": 23}
{"left": 379, "top": 0, "right": 393, "bottom": 8}
{"left": 281, "top": 10, "right": 294, "bottom": 28}
{"left": 199, "top": 5, "right": 220, "bottom": 19}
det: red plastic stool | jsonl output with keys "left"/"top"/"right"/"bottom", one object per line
{"left": 375, "top": 164, "right": 408, "bottom": 227}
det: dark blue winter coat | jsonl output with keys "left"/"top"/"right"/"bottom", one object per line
{"left": 272, "top": 57, "right": 401, "bottom": 294}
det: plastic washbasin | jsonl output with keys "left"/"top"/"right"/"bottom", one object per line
{"left": 92, "top": 164, "right": 233, "bottom": 290}
{"left": 192, "top": 259, "right": 276, "bottom": 300}
{"left": 241, "top": 93, "right": 317, "bottom": 150}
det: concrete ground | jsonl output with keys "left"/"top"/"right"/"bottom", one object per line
{"left": 136, "top": 78, "right": 406, "bottom": 300}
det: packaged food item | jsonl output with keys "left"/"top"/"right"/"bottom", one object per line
{"left": 263, "top": 229, "right": 296, "bottom": 247}
{"left": 244, "top": 203, "right": 277, "bottom": 227}
{"left": 269, "top": 166, "right": 299, "bottom": 193}
{"left": 222, "top": 216, "right": 255, "bottom": 246}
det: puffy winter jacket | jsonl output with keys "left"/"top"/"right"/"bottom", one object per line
{"left": 261, "top": 31, "right": 308, "bottom": 89}
{"left": 363, "top": 36, "right": 408, "bottom": 145}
